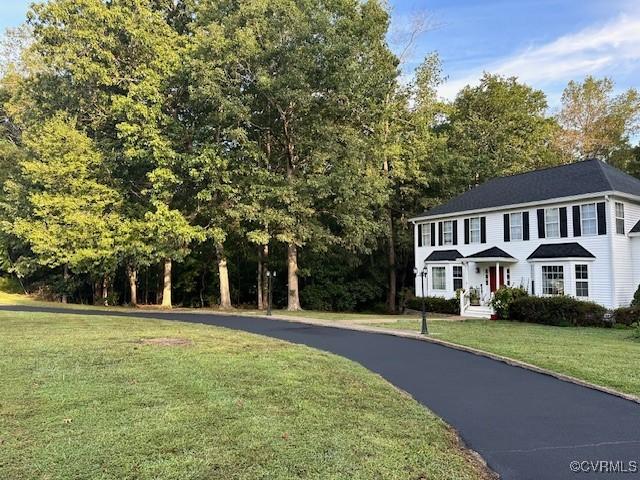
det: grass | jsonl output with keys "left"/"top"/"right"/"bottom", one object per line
{"left": 375, "top": 318, "right": 640, "bottom": 397}
{"left": 0, "top": 310, "right": 490, "bottom": 480}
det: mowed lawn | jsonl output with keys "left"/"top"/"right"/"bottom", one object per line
{"left": 0, "top": 311, "right": 490, "bottom": 480}
{"left": 377, "top": 319, "right": 640, "bottom": 397}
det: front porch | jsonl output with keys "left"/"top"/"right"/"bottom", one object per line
{"left": 459, "top": 247, "right": 518, "bottom": 318}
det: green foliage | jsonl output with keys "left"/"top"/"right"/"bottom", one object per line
{"left": 631, "top": 284, "right": 640, "bottom": 307}
{"left": 509, "top": 296, "right": 607, "bottom": 327}
{"left": 612, "top": 306, "right": 640, "bottom": 327}
{"left": 406, "top": 296, "right": 459, "bottom": 315}
{"left": 490, "top": 286, "right": 528, "bottom": 320}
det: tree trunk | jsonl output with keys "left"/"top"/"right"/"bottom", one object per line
{"left": 287, "top": 243, "right": 301, "bottom": 311}
{"left": 161, "top": 258, "right": 172, "bottom": 308}
{"left": 61, "top": 264, "right": 69, "bottom": 304}
{"left": 102, "top": 275, "right": 109, "bottom": 306}
{"left": 386, "top": 210, "right": 397, "bottom": 313}
{"left": 127, "top": 265, "right": 138, "bottom": 306}
{"left": 257, "top": 246, "right": 264, "bottom": 309}
{"left": 216, "top": 244, "right": 232, "bottom": 309}
{"left": 258, "top": 244, "right": 269, "bottom": 309}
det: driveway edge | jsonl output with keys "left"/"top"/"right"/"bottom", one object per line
{"left": 244, "top": 312, "right": 640, "bottom": 406}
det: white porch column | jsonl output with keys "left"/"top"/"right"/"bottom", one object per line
{"left": 495, "top": 261, "right": 500, "bottom": 289}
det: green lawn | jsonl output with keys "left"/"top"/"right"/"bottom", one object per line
{"left": 376, "top": 319, "right": 640, "bottom": 397}
{"left": 0, "top": 310, "right": 490, "bottom": 480}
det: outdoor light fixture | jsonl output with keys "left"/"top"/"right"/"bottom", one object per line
{"left": 413, "top": 266, "right": 429, "bottom": 335}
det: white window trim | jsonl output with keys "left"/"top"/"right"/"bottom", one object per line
{"left": 541, "top": 264, "right": 565, "bottom": 296}
{"left": 443, "top": 221, "right": 454, "bottom": 245}
{"left": 432, "top": 266, "right": 447, "bottom": 290}
{"left": 510, "top": 212, "right": 523, "bottom": 241}
{"left": 421, "top": 222, "right": 431, "bottom": 246}
{"left": 580, "top": 203, "right": 597, "bottom": 237}
{"left": 574, "top": 263, "right": 589, "bottom": 298}
{"left": 452, "top": 265, "right": 463, "bottom": 291}
{"left": 469, "top": 217, "right": 481, "bottom": 244}
{"left": 545, "top": 208, "right": 560, "bottom": 239}
{"left": 615, "top": 202, "right": 625, "bottom": 235}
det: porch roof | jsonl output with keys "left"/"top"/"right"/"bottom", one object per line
{"left": 527, "top": 242, "right": 595, "bottom": 260}
{"left": 424, "top": 249, "right": 462, "bottom": 262}
{"left": 463, "top": 247, "right": 516, "bottom": 263}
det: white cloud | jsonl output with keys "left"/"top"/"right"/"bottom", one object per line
{"left": 439, "top": 13, "right": 640, "bottom": 99}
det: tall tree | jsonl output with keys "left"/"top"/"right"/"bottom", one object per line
{"left": 555, "top": 76, "right": 640, "bottom": 161}
{"left": 192, "top": 0, "right": 397, "bottom": 310}
{"left": 2, "top": 115, "right": 121, "bottom": 302}
{"left": 447, "top": 73, "right": 562, "bottom": 184}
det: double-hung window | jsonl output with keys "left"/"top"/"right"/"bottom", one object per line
{"left": 469, "top": 217, "right": 481, "bottom": 243}
{"left": 542, "top": 265, "right": 564, "bottom": 295}
{"left": 615, "top": 202, "right": 625, "bottom": 234}
{"left": 452, "top": 266, "right": 463, "bottom": 291}
{"left": 575, "top": 264, "right": 589, "bottom": 297}
{"left": 580, "top": 203, "right": 597, "bottom": 236}
{"left": 432, "top": 267, "right": 446, "bottom": 290}
{"left": 510, "top": 212, "right": 523, "bottom": 240}
{"left": 421, "top": 223, "right": 431, "bottom": 246}
{"left": 545, "top": 208, "right": 560, "bottom": 238}
{"left": 443, "top": 221, "right": 454, "bottom": 245}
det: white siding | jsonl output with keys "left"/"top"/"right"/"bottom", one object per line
{"left": 413, "top": 194, "right": 640, "bottom": 309}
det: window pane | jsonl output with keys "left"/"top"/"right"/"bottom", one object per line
{"left": 581, "top": 204, "right": 597, "bottom": 236}
{"left": 542, "top": 265, "right": 564, "bottom": 295}
{"left": 469, "top": 217, "right": 480, "bottom": 243}
{"left": 443, "top": 221, "right": 453, "bottom": 245}
{"left": 422, "top": 223, "right": 431, "bottom": 245}
{"left": 545, "top": 209, "right": 560, "bottom": 238}
{"left": 616, "top": 202, "right": 625, "bottom": 234}
{"left": 453, "top": 266, "right": 463, "bottom": 291}
{"left": 433, "top": 267, "right": 446, "bottom": 290}
{"left": 510, "top": 212, "right": 523, "bottom": 240}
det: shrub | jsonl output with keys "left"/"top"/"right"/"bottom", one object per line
{"left": 613, "top": 306, "right": 640, "bottom": 327}
{"left": 508, "top": 296, "right": 607, "bottom": 327}
{"left": 407, "top": 296, "right": 459, "bottom": 315}
{"left": 631, "top": 285, "right": 640, "bottom": 307}
{"left": 489, "top": 286, "right": 528, "bottom": 319}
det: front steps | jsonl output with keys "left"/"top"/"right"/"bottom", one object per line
{"left": 463, "top": 305, "right": 494, "bottom": 319}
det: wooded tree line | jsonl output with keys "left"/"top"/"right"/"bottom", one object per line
{"left": 0, "top": 0, "right": 639, "bottom": 312}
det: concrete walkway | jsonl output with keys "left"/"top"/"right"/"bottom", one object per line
{"left": 2, "top": 305, "right": 639, "bottom": 480}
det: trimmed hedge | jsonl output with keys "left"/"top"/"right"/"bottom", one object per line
{"left": 407, "top": 296, "right": 459, "bottom": 315}
{"left": 508, "top": 296, "right": 607, "bottom": 327}
{"left": 613, "top": 306, "right": 640, "bottom": 327}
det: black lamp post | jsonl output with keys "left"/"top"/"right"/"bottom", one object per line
{"left": 413, "top": 266, "right": 429, "bottom": 335}
{"left": 266, "top": 270, "right": 276, "bottom": 316}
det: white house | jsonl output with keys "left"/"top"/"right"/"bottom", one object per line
{"left": 409, "top": 159, "right": 640, "bottom": 318}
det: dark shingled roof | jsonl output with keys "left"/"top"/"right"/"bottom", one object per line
{"left": 415, "top": 159, "right": 640, "bottom": 218}
{"left": 630, "top": 219, "right": 640, "bottom": 234}
{"left": 527, "top": 243, "right": 595, "bottom": 260}
{"left": 465, "top": 247, "right": 515, "bottom": 259}
{"left": 424, "top": 250, "right": 462, "bottom": 262}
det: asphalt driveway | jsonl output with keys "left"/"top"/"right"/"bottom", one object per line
{"left": 2, "top": 305, "right": 639, "bottom": 480}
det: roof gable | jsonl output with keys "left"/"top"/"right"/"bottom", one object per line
{"left": 416, "top": 159, "right": 640, "bottom": 219}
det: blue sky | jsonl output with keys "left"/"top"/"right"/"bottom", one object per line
{"left": 2, "top": 0, "right": 640, "bottom": 111}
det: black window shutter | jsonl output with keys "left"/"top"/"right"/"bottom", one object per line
{"left": 560, "top": 207, "right": 568, "bottom": 237}
{"left": 480, "top": 217, "right": 487, "bottom": 243}
{"left": 523, "top": 212, "right": 530, "bottom": 240}
{"left": 537, "top": 209, "right": 545, "bottom": 238}
{"left": 597, "top": 202, "right": 607, "bottom": 235}
{"left": 452, "top": 220, "right": 458, "bottom": 245}
{"left": 438, "top": 222, "right": 443, "bottom": 245}
{"left": 417, "top": 224, "right": 423, "bottom": 247}
{"left": 572, "top": 205, "right": 581, "bottom": 236}
{"left": 464, "top": 219, "right": 470, "bottom": 244}
{"left": 503, "top": 214, "right": 510, "bottom": 242}
{"left": 430, "top": 223, "right": 436, "bottom": 246}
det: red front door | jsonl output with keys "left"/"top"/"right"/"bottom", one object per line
{"left": 489, "top": 267, "right": 505, "bottom": 292}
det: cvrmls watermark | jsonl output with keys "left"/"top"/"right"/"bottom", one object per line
{"left": 570, "top": 460, "right": 638, "bottom": 474}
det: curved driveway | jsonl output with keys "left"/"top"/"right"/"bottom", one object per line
{"left": 2, "top": 305, "right": 639, "bottom": 480}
